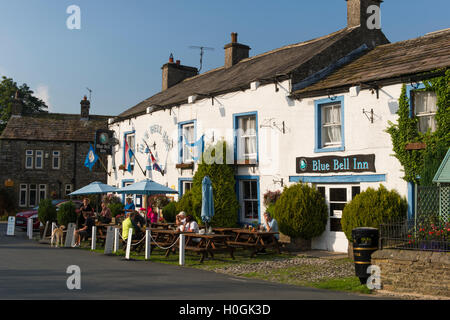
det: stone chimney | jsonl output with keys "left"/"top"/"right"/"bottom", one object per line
{"left": 161, "top": 54, "right": 198, "bottom": 91}
{"left": 80, "top": 96, "right": 90, "bottom": 120}
{"left": 11, "top": 91, "right": 23, "bottom": 117}
{"left": 346, "top": 0, "right": 383, "bottom": 29}
{"left": 224, "top": 33, "right": 251, "bottom": 68}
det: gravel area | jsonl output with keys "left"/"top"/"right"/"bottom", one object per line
{"left": 210, "top": 256, "right": 355, "bottom": 283}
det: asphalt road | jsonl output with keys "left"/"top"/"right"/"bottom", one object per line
{"left": 0, "top": 223, "right": 379, "bottom": 300}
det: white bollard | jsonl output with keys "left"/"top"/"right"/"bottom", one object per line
{"left": 113, "top": 227, "right": 119, "bottom": 253}
{"left": 91, "top": 226, "right": 97, "bottom": 250}
{"left": 179, "top": 234, "right": 185, "bottom": 266}
{"left": 125, "top": 228, "right": 133, "bottom": 260}
{"left": 27, "top": 218, "right": 33, "bottom": 239}
{"left": 145, "top": 229, "right": 151, "bottom": 260}
{"left": 51, "top": 222, "right": 57, "bottom": 238}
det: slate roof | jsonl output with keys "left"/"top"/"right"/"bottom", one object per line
{"left": 118, "top": 26, "right": 382, "bottom": 119}
{"left": 0, "top": 113, "right": 109, "bottom": 142}
{"left": 291, "top": 28, "right": 450, "bottom": 98}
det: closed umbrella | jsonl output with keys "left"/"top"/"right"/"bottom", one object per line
{"left": 201, "top": 176, "right": 214, "bottom": 233}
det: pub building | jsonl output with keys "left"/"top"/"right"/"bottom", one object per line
{"left": 107, "top": 0, "right": 450, "bottom": 252}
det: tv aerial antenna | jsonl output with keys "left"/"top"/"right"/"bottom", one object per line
{"left": 86, "top": 87, "right": 92, "bottom": 101}
{"left": 189, "top": 46, "right": 214, "bottom": 73}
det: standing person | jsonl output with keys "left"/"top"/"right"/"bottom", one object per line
{"left": 73, "top": 210, "right": 95, "bottom": 247}
{"left": 78, "top": 198, "right": 94, "bottom": 228}
{"left": 124, "top": 197, "right": 135, "bottom": 214}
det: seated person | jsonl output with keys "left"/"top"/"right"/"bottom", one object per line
{"left": 122, "top": 212, "right": 144, "bottom": 242}
{"left": 262, "top": 212, "right": 279, "bottom": 239}
{"left": 184, "top": 215, "right": 200, "bottom": 243}
{"left": 77, "top": 198, "right": 94, "bottom": 228}
{"left": 73, "top": 211, "right": 94, "bottom": 247}
{"left": 122, "top": 212, "right": 134, "bottom": 241}
{"left": 132, "top": 211, "right": 146, "bottom": 231}
{"left": 99, "top": 201, "right": 112, "bottom": 224}
{"left": 176, "top": 211, "right": 186, "bottom": 231}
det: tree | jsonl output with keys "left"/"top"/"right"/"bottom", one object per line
{"left": 0, "top": 76, "right": 48, "bottom": 134}
{"left": 190, "top": 140, "right": 240, "bottom": 227}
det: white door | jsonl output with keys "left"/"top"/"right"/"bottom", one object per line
{"left": 312, "top": 185, "right": 361, "bottom": 252}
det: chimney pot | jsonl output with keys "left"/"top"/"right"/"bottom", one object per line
{"left": 176, "top": 60, "right": 181, "bottom": 65}
{"left": 80, "top": 96, "right": 90, "bottom": 120}
{"left": 231, "top": 32, "right": 238, "bottom": 43}
{"left": 346, "top": 0, "right": 383, "bottom": 29}
{"left": 169, "top": 53, "right": 174, "bottom": 63}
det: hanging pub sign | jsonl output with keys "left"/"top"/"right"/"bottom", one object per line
{"left": 296, "top": 154, "right": 376, "bottom": 174}
{"left": 95, "top": 129, "right": 115, "bottom": 155}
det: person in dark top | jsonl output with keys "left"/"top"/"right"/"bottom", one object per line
{"left": 73, "top": 211, "right": 95, "bottom": 247}
{"left": 77, "top": 198, "right": 94, "bottom": 228}
{"left": 130, "top": 211, "right": 145, "bottom": 240}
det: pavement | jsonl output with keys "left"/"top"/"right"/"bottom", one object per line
{"left": 0, "top": 223, "right": 385, "bottom": 300}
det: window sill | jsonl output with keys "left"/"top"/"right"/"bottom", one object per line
{"left": 314, "top": 146, "right": 345, "bottom": 153}
{"left": 234, "top": 159, "right": 258, "bottom": 166}
{"left": 176, "top": 163, "right": 194, "bottom": 169}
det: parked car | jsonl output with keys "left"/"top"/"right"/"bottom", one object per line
{"left": 15, "top": 200, "right": 83, "bottom": 231}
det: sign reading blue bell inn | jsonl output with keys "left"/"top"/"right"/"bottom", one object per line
{"left": 296, "top": 154, "right": 376, "bottom": 174}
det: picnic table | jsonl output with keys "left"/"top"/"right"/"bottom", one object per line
{"left": 213, "top": 227, "right": 241, "bottom": 235}
{"left": 150, "top": 222, "right": 176, "bottom": 230}
{"left": 183, "top": 233, "right": 235, "bottom": 263}
{"left": 227, "top": 229, "right": 280, "bottom": 257}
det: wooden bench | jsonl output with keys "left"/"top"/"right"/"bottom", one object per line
{"left": 185, "top": 246, "right": 208, "bottom": 263}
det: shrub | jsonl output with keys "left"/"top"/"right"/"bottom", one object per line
{"left": 57, "top": 201, "right": 77, "bottom": 227}
{"left": 341, "top": 185, "right": 408, "bottom": 241}
{"left": 190, "top": 140, "right": 239, "bottom": 227}
{"left": 162, "top": 202, "right": 178, "bottom": 223}
{"left": 149, "top": 194, "right": 170, "bottom": 209}
{"left": 108, "top": 202, "right": 124, "bottom": 218}
{"left": 273, "top": 183, "right": 328, "bottom": 240}
{"left": 38, "top": 199, "right": 57, "bottom": 224}
{"left": 177, "top": 190, "right": 194, "bottom": 216}
{"left": 0, "top": 187, "right": 16, "bottom": 216}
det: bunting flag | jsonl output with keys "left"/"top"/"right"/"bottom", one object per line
{"left": 84, "top": 144, "right": 99, "bottom": 171}
{"left": 149, "top": 149, "right": 164, "bottom": 176}
{"left": 124, "top": 139, "right": 133, "bottom": 172}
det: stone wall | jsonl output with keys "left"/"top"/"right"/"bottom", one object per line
{"left": 0, "top": 139, "right": 107, "bottom": 209}
{"left": 371, "top": 249, "right": 450, "bottom": 297}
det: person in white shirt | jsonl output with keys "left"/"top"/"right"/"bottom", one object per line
{"left": 185, "top": 215, "right": 200, "bottom": 243}
{"left": 176, "top": 211, "right": 186, "bottom": 231}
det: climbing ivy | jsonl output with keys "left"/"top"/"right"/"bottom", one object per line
{"left": 386, "top": 69, "right": 450, "bottom": 185}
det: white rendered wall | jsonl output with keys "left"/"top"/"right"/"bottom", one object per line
{"left": 108, "top": 80, "right": 408, "bottom": 252}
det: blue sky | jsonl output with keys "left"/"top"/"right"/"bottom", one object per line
{"left": 0, "top": 0, "right": 448, "bottom": 116}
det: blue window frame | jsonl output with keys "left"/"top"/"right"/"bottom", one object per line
{"left": 178, "top": 178, "right": 193, "bottom": 197}
{"left": 123, "top": 130, "right": 136, "bottom": 171}
{"left": 121, "top": 179, "right": 134, "bottom": 203}
{"left": 178, "top": 120, "right": 197, "bottom": 164}
{"left": 314, "top": 96, "right": 345, "bottom": 153}
{"left": 233, "top": 111, "right": 259, "bottom": 164}
{"left": 235, "top": 176, "right": 260, "bottom": 224}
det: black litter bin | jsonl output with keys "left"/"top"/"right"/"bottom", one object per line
{"left": 352, "top": 227, "right": 379, "bottom": 285}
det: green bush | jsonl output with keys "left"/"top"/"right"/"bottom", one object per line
{"left": 0, "top": 187, "right": 16, "bottom": 216}
{"left": 177, "top": 190, "right": 194, "bottom": 216}
{"left": 190, "top": 140, "right": 239, "bottom": 227}
{"left": 162, "top": 202, "right": 178, "bottom": 223}
{"left": 341, "top": 185, "right": 408, "bottom": 241}
{"left": 273, "top": 183, "right": 328, "bottom": 240}
{"left": 38, "top": 199, "right": 57, "bottom": 224}
{"left": 108, "top": 202, "right": 124, "bottom": 217}
{"left": 57, "top": 201, "right": 77, "bottom": 227}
